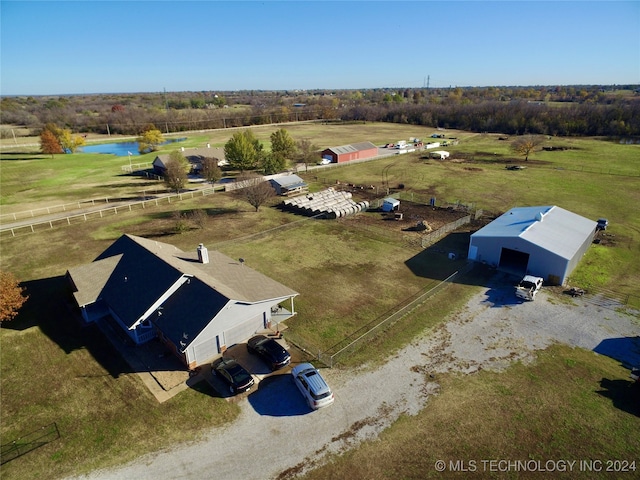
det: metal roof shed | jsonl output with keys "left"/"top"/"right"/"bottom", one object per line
{"left": 270, "top": 174, "right": 308, "bottom": 196}
{"left": 382, "top": 197, "right": 400, "bottom": 212}
{"left": 467, "top": 205, "right": 597, "bottom": 285}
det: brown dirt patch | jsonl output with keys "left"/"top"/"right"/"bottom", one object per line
{"left": 344, "top": 199, "right": 471, "bottom": 234}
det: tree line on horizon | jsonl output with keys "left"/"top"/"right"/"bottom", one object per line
{"left": 1, "top": 85, "right": 638, "bottom": 138}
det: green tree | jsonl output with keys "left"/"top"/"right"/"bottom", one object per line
{"left": 137, "top": 126, "right": 164, "bottom": 153}
{"left": 224, "top": 130, "right": 263, "bottom": 172}
{"left": 511, "top": 135, "right": 543, "bottom": 161}
{"left": 261, "top": 152, "right": 287, "bottom": 175}
{"left": 270, "top": 128, "right": 296, "bottom": 168}
{"left": 163, "top": 150, "right": 190, "bottom": 192}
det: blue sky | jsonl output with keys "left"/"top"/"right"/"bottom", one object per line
{"left": 1, "top": 1, "right": 638, "bottom": 95}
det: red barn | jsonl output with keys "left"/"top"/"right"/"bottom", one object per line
{"left": 320, "top": 141, "right": 379, "bottom": 164}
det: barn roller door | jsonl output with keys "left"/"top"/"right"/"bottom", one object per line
{"left": 224, "top": 315, "right": 264, "bottom": 348}
{"left": 498, "top": 248, "right": 529, "bottom": 276}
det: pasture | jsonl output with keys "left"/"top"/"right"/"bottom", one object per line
{"left": 1, "top": 122, "right": 639, "bottom": 479}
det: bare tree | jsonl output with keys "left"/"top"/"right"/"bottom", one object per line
{"left": 295, "top": 137, "right": 320, "bottom": 171}
{"left": 234, "top": 173, "right": 275, "bottom": 212}
{"left": 510, "top": 135, "right": 543, "bottom": 161}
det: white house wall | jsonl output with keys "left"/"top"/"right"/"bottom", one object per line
{"left": 185, "top": 298, "right": 290, "bottom": 367}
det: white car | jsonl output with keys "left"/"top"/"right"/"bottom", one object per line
{"left": 318, "top": 158, "right": 332, "bottom": 165}
{"left": 292, "top": 363, "right": 334, "bottom": 410}
{"left": 515, "top": 275, "right": 544, "bottom": 301}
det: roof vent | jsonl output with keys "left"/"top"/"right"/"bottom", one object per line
{"left": 197, "top": 243, "right": 209, "bottom": 264}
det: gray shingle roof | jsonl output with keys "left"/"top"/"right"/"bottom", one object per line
{"left": 67, "top": 234, "right": 298, "bottom": 330}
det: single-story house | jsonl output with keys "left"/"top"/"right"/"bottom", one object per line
{"left": 66, "top": 234, "right": 298, "bottom": 369}
{"left": 320, "top": 141, "right": 378, "bottom": 164}
{"left": 152, "top": 146, "right": 227, "bottom": 176}
{"left": 269, "top": 174, "right": 308, "bottom": 196}
{"left": 467, "top": 205, "right": 597, "bottom": 285}
{"left": 381, "top": 197, "right": 400, "bottom": 212}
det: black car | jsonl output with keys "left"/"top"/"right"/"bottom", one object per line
{"left": 247, "top": 335, "right": 291, "bottom": 370}
{"left": 212, "top": 358, "right": 255, "bottom": 394}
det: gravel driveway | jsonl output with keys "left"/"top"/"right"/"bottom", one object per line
{"left": 72, "top": 275, "right": 640, "bottom": 480}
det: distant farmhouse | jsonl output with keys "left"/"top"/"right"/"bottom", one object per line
{"left": 152, "top": 146, "right": 227, "bottom": 176}
{"left": 66, "top": 235, "right": 298, "bottom": 369}
{"left": 320, "top": 141, "right": 378, "bottom": 164}
{"left": 467, "top": 205, "right": 597, "bottom": 285}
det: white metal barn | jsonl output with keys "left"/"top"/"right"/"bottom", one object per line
{"left": 467, "top": 205, "right": 597, "bottom": 285}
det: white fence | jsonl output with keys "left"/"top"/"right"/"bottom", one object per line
{"left": 0, "top": 187, "right": 221, "bottom": 239}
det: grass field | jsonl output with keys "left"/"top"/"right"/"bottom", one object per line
{"left": 1, "top": 122, "right": 639, "bottom": 479}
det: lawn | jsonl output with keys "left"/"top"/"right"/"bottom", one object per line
{"left": 1, "top": 123, "right": 639, "bottom": 478}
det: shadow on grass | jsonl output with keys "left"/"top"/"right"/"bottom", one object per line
{"left": 405, "top": 231, "right": 503, "bottom": 289}
{"left": 593, "top": 336, "right": 640, "bottom": 369}
{"left": 187, "top": 377, "right": 219, "bottom": 398}
{"left": 0, "top": 152, "right": 49, "bottom": 160}
{"left": 596, "top": 378, "right": 640, "bottom": 418}
{"left": 4, "top": 275, "right": 177, "bottom": 380}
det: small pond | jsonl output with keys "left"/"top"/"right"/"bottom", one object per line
{"left": 79, "top": 137, "right": 187, "bottom": 156}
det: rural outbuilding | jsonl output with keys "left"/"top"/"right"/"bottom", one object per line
{"left": 320, "top": 141, "right": 378, "bottom": 164}
{"left": 467, "top": 205, "right": 597, "bottom": 285}
{"left": 66, "top": 235, "right": 298, "bottom": 369}
{"left": 269, "top": 174, "right": 308, "bottom": 196}
{"left": 381, "top": 197, "right": 400, "bottom": 212}
{"left": 152, "top": 146, "right": 227, "bottom": 176}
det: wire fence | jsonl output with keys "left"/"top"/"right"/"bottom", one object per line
{"left": 1, "top": 422, "right": 60, "bottom": 465}
{"left": 286, "top": 264, "right": 474, "bottom": 368}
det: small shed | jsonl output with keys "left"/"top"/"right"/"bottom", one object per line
{"left": 270, "top": 174, "right": 308, "bottom": 196}
{"left": 381, "top": 197, "right": 400, "bottom": 212}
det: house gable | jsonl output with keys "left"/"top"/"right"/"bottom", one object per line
{"left": 68, "top": 234, "right": 299, "bottom": 364}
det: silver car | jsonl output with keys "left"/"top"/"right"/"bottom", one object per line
{"left": 291, "top": 363, "right": 334, "bottom": 410}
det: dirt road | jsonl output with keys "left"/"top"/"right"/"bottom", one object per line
{"left": 72, "top": 275, "right": 640, "bottom": 480}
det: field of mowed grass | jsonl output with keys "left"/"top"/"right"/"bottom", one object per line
{"left": 302, "top": 343, "right": 640, "bottom": 480}
{"left": 0, "top": 196, "right": 466, "bottom": 479}
{"left": 1, "top": 123, "right": 639, "bottom": 479}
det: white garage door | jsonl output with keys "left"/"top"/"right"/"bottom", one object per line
{"left": 224, "top": 315, "right": 264, "bottom": 347}
{"left": 193, "top": 339, "right": 219, "bottom": 365}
